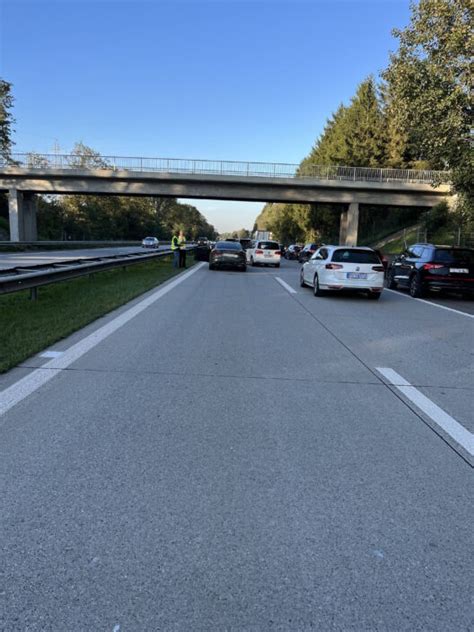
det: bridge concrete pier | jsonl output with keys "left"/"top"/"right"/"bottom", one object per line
{"left": 8, "top": 189, "right": 38, "bottom": 241}
{"left": 339, "top": 202, "right": 359, "bottom": 246}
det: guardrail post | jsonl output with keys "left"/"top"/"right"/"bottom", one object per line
{"left": 29, "top": 287, "right": 37, "bottom": 300}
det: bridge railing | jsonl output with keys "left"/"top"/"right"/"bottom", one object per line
{"left": 1, "top": 153, "right": 450, "bottom": 185}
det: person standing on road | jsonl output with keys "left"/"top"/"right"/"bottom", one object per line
{"left": 171, "top": 231, "right": 180, "bottom": 268}
{"left": 178, "top": 229, "right": 187, "bottom": 268}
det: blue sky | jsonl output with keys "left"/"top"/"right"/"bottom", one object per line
{"left": 1, "top": 0, "right": 411, "bottom": 232}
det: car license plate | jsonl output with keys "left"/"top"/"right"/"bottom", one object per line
{"left": 347, "top": 272, "right": 367, "bottom": 279}
{"left": 264, "top": 253, "right": 272, "bottom": 257}
{"left": 449, "top": 268, "right": 468, "bottom": 273}
{"left": 229, "top": 254, "right": 239, "bottom": 258}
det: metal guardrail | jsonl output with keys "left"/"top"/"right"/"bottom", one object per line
{"left": 0, "top": 248, "right": 193, "bottom": 299}
{"left": 1, "top": 153, "right": 450, "bottom": 185}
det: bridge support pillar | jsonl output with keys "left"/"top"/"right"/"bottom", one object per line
{"left": 8, "top": 189, "right": 38, "bottom": 241}
{"left": 339, "top": 210, "right": 348, "bottom": 245}
{"left": 339, "top": 203, "right": 359, "bottom": 246}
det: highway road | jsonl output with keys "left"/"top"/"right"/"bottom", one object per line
{"left": 0, "top": 246, "right": 167, "bottom": 271}
{"left": 0, "top": 259, "right": 472, "bottom": 630}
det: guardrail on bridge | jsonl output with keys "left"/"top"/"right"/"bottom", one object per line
{"left": 0, "top": 153, "right": 450, "bottom": 185}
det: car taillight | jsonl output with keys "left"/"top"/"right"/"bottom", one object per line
{"left": 372, "top": 266, "right": 385, "bottom": 272}
{"left": 325, "top": 263, "right": 343, "bottom": 269}
{"left": 255, "top": 249, "right": 263, "bottom": 254}
{"left": 423, "top": 263, "right": 444, "bottom": 270}
{"left": 274, "top": 251, "right": 281, "bottom": 255}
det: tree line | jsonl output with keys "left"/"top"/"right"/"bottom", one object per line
{"left": 255, "top": 0, "right": 472, "bottom": 245}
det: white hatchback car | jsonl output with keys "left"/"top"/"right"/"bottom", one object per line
{"left": 300, "top": 246, "right": 385, "bottom": 299}
{"left": 247, "top": 240, "right": 281, "bottom": 267}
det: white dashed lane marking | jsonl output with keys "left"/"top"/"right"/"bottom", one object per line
{"left": 275, "top": 277, "right": 297, "bottom": 294}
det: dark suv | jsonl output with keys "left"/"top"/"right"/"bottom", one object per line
{"left": 298, "top": 243, "right": 319, "bottom": 263}
{"left": 387, "top": 244, "right": 474, "bottom": 298}
{"left": 194, "top": 237, "right": 211, "bottom": 261}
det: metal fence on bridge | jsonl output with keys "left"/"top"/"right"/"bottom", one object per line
{"left": 1, "top": 153, "right": 450, "bottom": 186}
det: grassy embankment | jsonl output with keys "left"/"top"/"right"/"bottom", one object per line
{"left": 0, "top": 256, "right": 194, "bottom": 373}
{"left": 380, "top": 226, "right": 459, "bottom": 255}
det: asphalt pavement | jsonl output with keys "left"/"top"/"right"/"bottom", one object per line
{"left": 0, "top": 258, "right": 472, "bottom": 630}
{"left": 0, "top": 246, "right": 167, "bottom": 271}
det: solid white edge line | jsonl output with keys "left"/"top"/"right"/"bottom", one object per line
{"left": 0, "top": 263, "right": 206, "bottom": 417}
{"left": 275, "top": 277, "right": 297, "bottom": 294}
{"left": 376, "top": 367, "right": 474, "bottom": 456}
{"left": 39, "top": 351, "right": 64, "bottom": 359}
{"left": 385, "top": 288, "right": 474, "bottom": 319}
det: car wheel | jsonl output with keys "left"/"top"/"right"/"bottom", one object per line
{"left": 313, "top": 274, "right": 325, "bottom": 297}
{"left": 368, "top": 291, "right": 382, "bottom": 300}
{"left": 209, "top": 264, "right": 215, "bottom": 270}
{"left": 300, "top": 269, "right": 307, "bottom": 287}
{"left": 409, "top": 273, "right": 424, "bottom": 298}
{"left": 251, "top": 257, "right": 256, "bottom": 266}
{"left": 386, "top": 268, "right": 398, "bottom": 289}
{"left": 275, "top": 263, "right": 280, "bottom": 268}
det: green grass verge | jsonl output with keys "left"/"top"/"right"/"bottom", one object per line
{"left": 381, "top": 226, "right": 460, "bottom": 254}
{"left": 382, "top": 228, "right": 419, "bottom": 254}
{"left": 0, "top": 256, "right": 194, "bottom": 373}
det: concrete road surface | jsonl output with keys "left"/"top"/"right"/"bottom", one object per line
{"left": 0, "top": 246, "right": 168, "bottom": 271}
{"left": 0, "top": 260, "right": 472, "bottom": 631}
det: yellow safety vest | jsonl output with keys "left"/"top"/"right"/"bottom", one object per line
{"left": 171, "top": 235, "right": 179, "bottom": 250}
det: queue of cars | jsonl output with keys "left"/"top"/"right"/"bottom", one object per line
{"left": 204, "top": 236, "right": 474, "bottom": 301}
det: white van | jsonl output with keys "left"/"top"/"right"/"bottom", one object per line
{"left": 247, "top": 240, "right": 281, "bottom": 267}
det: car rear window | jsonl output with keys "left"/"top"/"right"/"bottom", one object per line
{"left": 331, "top": 249, "right": 381, "bottom": 264}
{"left": 240, "top": 239, "right": 252, "bottom": 248}
{"left": 215, "top": 241, "right": 242, "bottom": 250}
{"left": 433, "top": 249, "right": 474, "bottom": 264}
{"left": 258, "top": 241, "right": 280, "bottom": 250}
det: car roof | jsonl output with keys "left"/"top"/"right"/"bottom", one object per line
{"left": 324, "top": 245, "right": 375, "bottom": 251}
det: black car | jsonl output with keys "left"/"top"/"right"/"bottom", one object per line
{"left": 194, "top": 237, "right": 211, "bottom": 261}
{"left": 298, "top": 243, "right": 319, "bottom": 263}
{"left": 387, "top": 244, "right": 474, "bottom": 298}
{"left": 209, "top": 241, "right": 246, "bottom": 271}
{"left": 239, "top": 238, "right": 252, "bottom": 251}
{"left": 285, "top": 244, "right": 301, "bottom": 260}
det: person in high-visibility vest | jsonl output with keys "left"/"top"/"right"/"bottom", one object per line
{"left": 171, "top": 232, "right": 180, "bottom": 268}
{"left": 178, "top": 230, "right": 187, "bottom": 268}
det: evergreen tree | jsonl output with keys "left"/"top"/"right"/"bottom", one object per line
{"left": 383, "top": 0, "right": 472, "bottom": 202}
{"left": 0, "top": 79, "right": 15, "bottom": 162}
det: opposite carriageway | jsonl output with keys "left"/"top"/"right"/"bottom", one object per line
{"left": 0, "top": 153, "right": 451, "bottom": 244}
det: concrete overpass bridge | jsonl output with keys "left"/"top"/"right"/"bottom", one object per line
{"left": 0, "top": 153, "right": 451, "bottom": 244}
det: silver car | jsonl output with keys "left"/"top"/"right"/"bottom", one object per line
{"left": 142, "top": 236, "right": 159, "bottom": 249}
